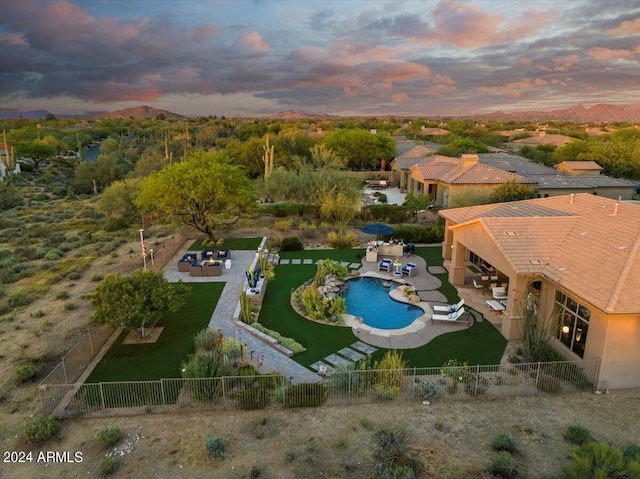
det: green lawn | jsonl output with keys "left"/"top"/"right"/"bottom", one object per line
{"left": 86, "top": 282, "right": 223, "bottom": 382}
{"left": 189, "top": 237, "right": 262, "bottom": 251}
{"left": 258, "top": 246, "right": 507, "bottom": 368}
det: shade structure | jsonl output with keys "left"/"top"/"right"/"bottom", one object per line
{"left": 360, "top": 222, "right": 395, "bottom": 236}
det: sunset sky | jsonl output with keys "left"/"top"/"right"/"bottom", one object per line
{"left": 1, "top": 0, "right": 639, "bottom": 117}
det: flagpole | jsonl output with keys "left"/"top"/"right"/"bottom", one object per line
{"left": 139, "top": 229, "right": 147, "bottom": 271}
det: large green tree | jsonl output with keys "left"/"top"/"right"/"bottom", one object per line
{"left": 323, "top": 129, "right": 396, "bottom": 170}
{"left": 489, "top": 180, "right": 539, "bottom": 203}
{"left": 15, "top": 139, "right": 56, "bottom": 169}
{"left": 90, "top": 270, "right": 189, "bottom": 338}
{"left": 135, "top": 150, "right": 255, "bottom": 242}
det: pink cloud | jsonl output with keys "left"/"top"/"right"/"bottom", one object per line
{"left": 193, "top": 24, "right": 219, "bottom": 42}
{"left": 296, "top": 40, "right": 404, "bottom": 66}
{"left": 517, "top": 57, "right": 532, "bottom": 66}
{"left": 590, "top": 46, "right": 640, "bottom": 61}
{"left": 0, "top": 33, "right": 29, "bottom": 47}
{"left": 606, "top": 18, "right": 640, "bottom": 36}
{"left": 414, "top": 1, "right": 552, "bottom": 48}
{"left": 537, "top": 54, "right": 581, "bottom": 72}
{"left": 392, "top": 92, "right": 409, "bottom": 102}
{"left": 241, "top": 32, "right": 269, "bottom": 53}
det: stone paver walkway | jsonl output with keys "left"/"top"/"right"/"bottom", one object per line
{"left": 163, "top": 243, "right": 321, "bottom": 384}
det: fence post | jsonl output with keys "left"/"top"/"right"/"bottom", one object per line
{"left": 160, "top": 379, "right": 166, "bottom": 406}
{"left": 474, "top": 365, "right": 480, "bottom": 396}
{"left": 221, "top": 377, "right": 226, "bottom": 404}
{"left": 348, "top": 371, "right": 352, "bottom": 399}
{"left": 534, "top": 362, "right": 541, "bottom": 390}
{"left": 100, "top": 383, "right": 106, "bottom": 411}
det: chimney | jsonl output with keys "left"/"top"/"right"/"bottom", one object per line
{"left": 461, "top": 154, "right": 479, "bottom": 168}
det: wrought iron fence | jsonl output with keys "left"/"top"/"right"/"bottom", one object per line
{"left": 39, "top": 359, "right": 599, "bottom": 418}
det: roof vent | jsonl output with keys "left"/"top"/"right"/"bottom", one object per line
{"left": 557, "top": 266, "right": 569, "bottom": 273}
{"left": 615, "top": 244, "right": 629, "bottom": 251}
{"left": 578, "top": 231, "right": 589, "bottom": 236}
{"left": 609, "top": 201, "right": 619, "bottom": 217}
{"left": 505, "top": 231, "right": 518, "bottom": 236}
{"left": 570, "top": 193, "right": 574, "bottom": 204}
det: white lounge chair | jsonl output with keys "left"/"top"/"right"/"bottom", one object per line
{"left": 433, "top": 299, "right": 465, "bottom": 313}
{"left": 492, "top": 287, "right": 508, "bottom": 300}
{"left": 432, "top": 307, "right": 466, "bottom": 322}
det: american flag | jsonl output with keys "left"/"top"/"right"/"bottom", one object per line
{"left": 141, "top": 241, "right": 148, "bottom": 257}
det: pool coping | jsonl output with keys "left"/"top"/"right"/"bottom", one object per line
{"left": 342, "top": 271, "right": 433, "bottom": 338}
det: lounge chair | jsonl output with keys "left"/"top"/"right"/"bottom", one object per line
{"left": 378, "top": 258, "right": 392, "bottom": 272}
{"left": 473, "top": 279, "right": 483, "bottom": 294}
{"left": 433, "top": 299, "right": 465, "bottom": 313}
{"left": 492, "top": 287, "right": 508, "bottom": 300}
{"left": 401, "top": 262, "right": 417, "bottom": 277}
{"left": 431, "top": 307, "right": 466, "bottom": 323}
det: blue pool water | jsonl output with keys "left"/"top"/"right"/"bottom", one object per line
{"left": 343, "top": 277, "right": 423, "bottom": 330}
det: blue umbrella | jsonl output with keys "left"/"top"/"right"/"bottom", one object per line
{"left": 360, "top": 222, "right": 395, "bottom": 236}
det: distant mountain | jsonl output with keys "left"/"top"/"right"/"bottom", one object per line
{"left": 0, "top": 109, "right": 54, "bottom": 120}
{"left": 477, "top": 103, "right": 640, "bottom": 122}
{"left": 99, "top": 105, "right": 185, "bottom": 120}
{"left": 271, "top": 109, "right": 338, "bottom": 119}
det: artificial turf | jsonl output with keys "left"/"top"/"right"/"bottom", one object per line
{"left": 86, "top": 282, "right": 223, "bottom": 382}
{"left": 259, "top": 246, "right": 507, "bottom": 368}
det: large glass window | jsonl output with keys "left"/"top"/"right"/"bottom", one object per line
{"left": 555, "top": 291, "right": 590, "bottom": 358}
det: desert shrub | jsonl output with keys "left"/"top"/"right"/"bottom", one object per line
{"left": 8, "top": 291, "right": 33, "bottom": 307}
{"left": 623, "top": 441, "right": 640, "bottom": 460}
{"left": 367, "top": 204, "right": 412, "bottom": 223}
{"left": 55, "top": 291, "right": 70, "bottom": 300}
{"left": 98, "top": 427, "right": 123, "bottom": 448}
{"left": 374, "top": 425, "right": 408, "bottom": 463}
{"left": 205, "top": 436, "right": 227, "bottom": 458}
{"left": 44, "top": 248, "right": 63, "bottom": 260}
{"left": 100, "top": 457, "right": 118, "bottom": 476}
{"left": 284, "top": 383, "right": 328, "bottom": 407}
{"left": 487, "top": 451, "right": 518, "bottom": 478}
{"left": 0, "top": 286, "right": 5, "bottom": 297}
{"left": 249, "top": 323, "right": 304, "bottom": 352}
{"left": 24, "top": 415, "right": 59, "bottom": 442}
{"left": 280, "top": 237, "right": 304, "bottom": 251}
{"left": 380, "top": 465, "right": 415, "bottom": 479}
{"left": 91, "top": 274, "right": 104, "bottom": 282}
{"left": 326, "top": 230, "right": 358, "bottom": 249}
{"left": 566, "top": 424, "right": 591, "bottom": 445}
{"left": 373, "top": 191, "right": 388, "bottom": 203}
{"left": 274, "top": 219, "right": 293, "bottom": 231}
{"left": 64, "top": 302, "right": 77, "bottom": 310}
{"left": 569, "top": 441, "right": 631, "bottom": 479}
{"left": 103, "top": 217, "right": 129, "bottom": 232}
{"left": 236, "top": 386, "right": 271, "bottom": 410}
{"left": 0, "top": 302, "right": 10, "bottom": 315}
{"left": 414, "top": 378, "right": 439, "bottom": 400}
{"left": 492, "top": 433, "right": 518, "bottom": 453}
{"left": 15, "top": 365, "right": 36, "bottom": 383}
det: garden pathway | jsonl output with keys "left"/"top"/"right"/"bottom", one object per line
{"left": 163, "top": 248, "right": 322, "bottom": 384}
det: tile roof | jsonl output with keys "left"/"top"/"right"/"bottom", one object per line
{"left": 528, "top": 174, "right": 636, "bottom": 189}
{"left": 397, "top": 145, "right": 436, "bottom": 159}
{"left": 441, "top": 194, "right": 640, "bottom": 313}
{"left": 557, "top": 161, "right": 603, "bottom": 171}
{"left": 413, "top": 159, "right": 534, "bottom": 185}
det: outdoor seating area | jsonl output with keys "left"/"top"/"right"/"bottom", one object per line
{"left": 431, "top": 306, "right": 469, "bottom": 324}
{"left": 433, "top": 299, "right": 465, "bottom": 314}
{"left": 402, "top": 262, "right": 417, "bottom": 277}
{"left": 176, "top": 249, "right": 232, "bottom": 276}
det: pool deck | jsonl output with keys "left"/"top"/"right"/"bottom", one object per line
{"left": 345, "top": 255, "right": 474, "bottom": 349}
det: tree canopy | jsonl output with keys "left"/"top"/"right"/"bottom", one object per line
{"left": 90, "top": 270, "right": 189, "bottom": 338}
{"left": 323, "top": 129, "right": 396, "bottom": 170}
{"left": 135, "top": 150, "right": 255, "bottom": 242}
{"left": 489, "top": 180, "right": 539, "bottom": 203}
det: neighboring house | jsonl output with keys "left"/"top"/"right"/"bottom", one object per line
{"left": 556, "top": 161, "right": 603, "bottom": 176}
{"left": 439, "top": 194, "right": 640, "bottom": 389}
{"left": 389, "top": 144, "right": 437, "bottom": 190}
{"left": 512, "top": 131, "right": 577, "bottom": 148}
{"left": 477, "top": 153, "right": 635, "bottom": 201}
{"left": 406, "top": 154, "right": 536, "bottom": 207}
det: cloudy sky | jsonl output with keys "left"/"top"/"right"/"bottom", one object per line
{"left": 1, "top": 0, "right": 639, "bottom": 117}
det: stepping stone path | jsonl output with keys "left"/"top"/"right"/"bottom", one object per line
{"left": 349, "top": 263, "right": 361, "bottom": 269}
{"left": 350, "top": 341, "right": 377, "bottom": 355}
{"left": 316, "top": 259, "right": 325, "bottom": 265}
{"left": 303, "top": 259, "right": 313, "bottom": 264}
{"left": 340, "top": 261, "right": 350, "bottom": 267}
{"left": 428, "top": 266, "right": 447, "bottom": 275}
{"left": 338, "top": 347, "right": 364, "bottom": 362}
{"left": 280, "top": 259, "right": 290, "bottom": 264}
{"left": 324, "top": 354, "right": 353, "bottom": 368}
{"left": 292, "top": 259, "right": 301, "bottom": 264}
{"left": 310, "top": 361, "right": 336, "bottom": 376}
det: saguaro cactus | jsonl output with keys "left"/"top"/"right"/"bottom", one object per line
{"left": 262, "top": 135, "right": 275, "bottom": 179}
{"left": 1, "top": 130, "right": 16, "bottom": 182}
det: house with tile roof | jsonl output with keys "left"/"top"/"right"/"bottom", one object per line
{"left": 439, "top": 194, "right": 640, "bottom": 389}
{"left": 407, "top": 154, "right": 537, "bottom": 207}
{"left": 389, "top": 144, "right": 438, "bottom": 190}
{"left": 556, "top": 161, "right": 603, "bottom": 176}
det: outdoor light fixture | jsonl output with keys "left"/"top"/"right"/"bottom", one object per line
{"left": 562, "top": 325, "right": 570, "bottom": 334}
{"left": 576, "top": 328, "right": 583, "bottom": 341}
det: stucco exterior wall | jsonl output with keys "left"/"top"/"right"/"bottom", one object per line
{"left": 538, "top": 187, "right": 633, "bottom": 201}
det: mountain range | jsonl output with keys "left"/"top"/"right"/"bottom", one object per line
{"left": 0, "top": 103, "right": 638, "bottom": 122}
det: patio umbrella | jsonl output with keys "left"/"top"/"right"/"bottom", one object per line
{"left": 360, "top": 222, "right": 395, "bottom": 238}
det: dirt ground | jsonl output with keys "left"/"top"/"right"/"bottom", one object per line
{"left": 1, "top": 227, "right": 638, "bottom": 479}
{"left": 2, "top": 389, "right": 639, "bottom": 479}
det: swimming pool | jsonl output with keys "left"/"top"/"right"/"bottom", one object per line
{"left": 343, "top": 277, "right": 424, "bottom": 330}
